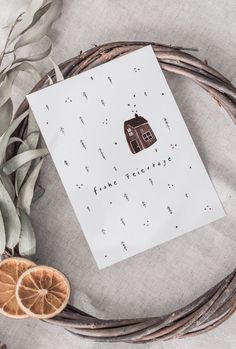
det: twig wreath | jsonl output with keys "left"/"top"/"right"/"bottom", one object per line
{"left": 6, "top": 41, "right": 234, "bottom": 343}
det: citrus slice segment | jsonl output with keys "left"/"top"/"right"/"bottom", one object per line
{"left": 0, "top": 257, "right": 36, "bottom": 318}
{"left": 16, "top": 265, "right": 70, "bottom": 319}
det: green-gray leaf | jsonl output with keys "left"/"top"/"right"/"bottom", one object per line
{"left": 11, "top": 41, "right": 52, "bottom": 67}
{"left": 0, "top": 180, "right": 21, "bottom": 248}
{"left": 15, "top": 131, "right": 40, "bottom": 195}
{"left": 26, "top": 108, "right": 39, "bottom": 136}
{"left": 19, "top": 209, "right": 36, "bottom": 256}
{"left": 50, "top": 57, "right": 64, "bottom": 81}
{"left": 2, "top": 148, "right": 48, "bottom": 175}
{"left": 18, "top": 159, "right": 44, "bottom": 215}
{"left": 8, "top": 0, "right": 47, "bottom": 45}
{"left": 14, "top": 0, "right": 63, "bottom": 50}
{"left": 7, "top": 137, "right": 25, "bottom": 147}
{"left": 0, "top": 99, "right": 13, "bottom": 137}
{"left": 0, "top": 110, "right": 28, "bottom": 165}
{"left": 0, "top": 170, "right": 15, "bottom": 201}
{"left": 0, "top": 209, "right": 6, "bottom": 254}
{"left": 47, "top": 74, "right": 54, "bottom": 85}
{"left": 0, "top": 63, "right": 41, "bottom": 108}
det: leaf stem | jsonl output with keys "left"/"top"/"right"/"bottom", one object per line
{"left": 0, "top": 12, "right": 24, "bottom": 68}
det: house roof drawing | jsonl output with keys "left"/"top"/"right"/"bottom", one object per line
{"left": 124, "top": 114, "right": 148, "bottom": 128}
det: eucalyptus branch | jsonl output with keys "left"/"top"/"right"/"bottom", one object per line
{"left": 0, "top": 12, "right": 24, "bottom": 68}
{"left": 0, "top": 0, "right": 63, "bottom": 259}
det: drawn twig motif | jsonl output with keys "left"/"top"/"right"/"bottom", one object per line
{"left": 167, "top": 206, "right": 173, "bottom": 214}
{"left": 108, "top": 76, "right": 112, "bottom": 84}
{"left": 120, "top": 218, "right": 126, "bottom": 226}
{"left": 164, "top": 117, "right": 170, "bottom": 130}
{"left": 83, "top": 91, "right": 88, "bottom": 99}
{"left": 79, "top": 116, "right": 85, "bottom": 125}
{"left": 124, "top": 193, "right": 129, "bottom": 201}
{"left": 98, "top": 148, "right": 106, "bottom": 160}
{"left": 80, "top": 139, "right": 86, "bottom": 149}
{"left": 121, "top": 241, "right": 128, "bottom": 251}
{"left": 149, "top": 178, "right": 154, "bottom": 185}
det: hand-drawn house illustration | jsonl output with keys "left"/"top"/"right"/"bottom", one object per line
{"left": 124, "top": 113, "right": 157, "bottom": 154}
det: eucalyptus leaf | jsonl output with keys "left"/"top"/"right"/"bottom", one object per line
{"left": 0, "top": 63, "right": 41, "bottom": 108}
{"left": 0, "top": 110, "right": 28, "bottom": 165}
{"left": 14, "top": 0, "right": 63, "bottom": 50}
{"left": 26, "top": 109, "right": 39, "bottom": 136}
{"left": 46, "top": 74, "right": 54, "bottom": 85}
{"left": 19, "top": 131, "right": 40, "bottom": 153}
{"left": 8, "top": 0, "right": 47, "bottom": 45}
{"left": 11, "top": 41, "right": 52, "bottom": 67}
{"left": 2, "top": 148, "right": 48, "bottom": 175}
{"left": 7, "top": 137, "right": 25, "bottom": 146}
{"left": 0, "top": 209, "right": 6, "bottom": 255}
{"left": 0, "top": 179, "right": 21, "bottom": 248}
{"left": 0, "top": 170, "right": 15, "bottom": 201}
{"left": 50, "top": 57, "right": 64, "bottom": 81}
{"left": 0, "top": 98, "right": 13, "bottom": 137}
{"left": 18, "top": 209, "right": 36, "bottom": 256}
{"left": 18, "top": 159, "right": 44, "bottom": 215}
{"left": 15, "top": 131, "right": 40, "bottom": 195}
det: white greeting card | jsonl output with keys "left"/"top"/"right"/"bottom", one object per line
{"left": 27, "top": 46, "right": 225, "bottom": 269}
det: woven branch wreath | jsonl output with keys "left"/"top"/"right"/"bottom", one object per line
{"left": 13, "top": 41, "right": 236, "bottom": 343}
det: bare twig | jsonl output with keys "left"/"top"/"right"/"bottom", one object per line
{"left": 12, "top": 41, "right": 236, "bottom": 344}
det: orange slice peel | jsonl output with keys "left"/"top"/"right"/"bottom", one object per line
{"left": 16, "top": 265, "right": 70, "bottom": 319}
{"left": 0, "top": 257, "right": 36, "bottom": 318}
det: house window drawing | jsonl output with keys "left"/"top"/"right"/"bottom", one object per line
{"left": 127, "top": 128, "right": 133, "bottom": 136}
{"left": 142, "top": 131, "right": 152, "bottom": 141}
{"left": 124, "top": 113, "right": 157, "bottom": 154}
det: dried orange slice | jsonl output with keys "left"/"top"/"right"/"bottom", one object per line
{"left": 16, "top": 265, "right": 70, "bottom": 319}
{"left": 0, "top": 257, "right": 36, "bottom": 318}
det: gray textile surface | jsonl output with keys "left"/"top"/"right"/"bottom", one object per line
{"left": 0, "top": 1, "right": 236, "bottom": 348}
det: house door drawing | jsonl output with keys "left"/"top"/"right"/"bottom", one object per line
{"left": 124, "top": 113, "right": 157, "bottom": 154}
{"left": 131, "top": 140, "right": 141, "bottom": 153}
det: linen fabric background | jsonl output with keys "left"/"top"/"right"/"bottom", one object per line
{"left": 0, "top": 1, "right": 236, "bottom": 348}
